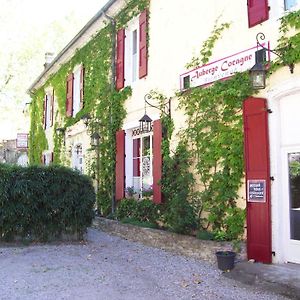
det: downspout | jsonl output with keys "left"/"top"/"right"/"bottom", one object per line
{"left": 104, "top": 13, "right": 117, "bottom": 215}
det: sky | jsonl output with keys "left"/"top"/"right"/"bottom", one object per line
{"left": 0, "top": 0, "right": 108, "bottom": 140}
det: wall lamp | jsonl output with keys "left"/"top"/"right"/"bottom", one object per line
{"left": 90, "top": 132, "right": 100, "bottom": 147}
{"left": 139, "top": 94, "right": 171, "bottom": 134}
{"left": 81, "top": 113, "right": 91, "bottom": 126}
{"left": 250, "top": 32, "right": 294, "bottom": 90}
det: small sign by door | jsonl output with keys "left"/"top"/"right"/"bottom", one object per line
{"left": 247, "top": 179, "right": 266, "bottom": 202}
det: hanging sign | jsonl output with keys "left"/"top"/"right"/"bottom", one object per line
{"left": 247, "top": 179, "right": 266, "bottom": 202}
{"left": 180, "top": 44, "right": 267, "bottom": 90}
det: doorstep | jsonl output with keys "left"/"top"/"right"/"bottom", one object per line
{"left": 92, "top": 217, "right": 246, "bottom": 264}
{"left": 224, "top": 260, "right": 300, "bottom": 299}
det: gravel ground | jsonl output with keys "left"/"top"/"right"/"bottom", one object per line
{"left": 0, "top": 228, "right": 288, "bottom": 300}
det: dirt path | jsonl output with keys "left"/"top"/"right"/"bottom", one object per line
{"left": 0, "top": 228, "right": 287, "bottom": 300}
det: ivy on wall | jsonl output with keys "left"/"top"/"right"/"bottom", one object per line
{"left": 29, "top": 0, "right": 150, "bottom": 214}
{"left": 270, "top": 9, "right": 300, "bottom": 73}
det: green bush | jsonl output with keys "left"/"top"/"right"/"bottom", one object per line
{"left": 121, "top": 218, "right": 158, "bottom": 229}
{"left": 162, "top": 141, "right": 197, "bottom": 234}
{"left": 0, "top": 164, "right": 95, "bottom": 241}
{"left": 115, "top": 198, "right": 160, "bottom": 225}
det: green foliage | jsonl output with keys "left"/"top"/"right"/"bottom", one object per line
{"left": 178, "top": 72, "right": 252, "bottom": 234}
{"left": 275, "top": 9, "right": 300, "bottom": 71}
{"left": 213, "top": 207, "right": 245, "bottom": 241}
{"left": 162, "top": 141, "right": 197, "bottom": 234}
{"left": 0, "top": 164, "right": 95, "bottom": 242}
{"left": 196, "top": 230, "right": 215, "bottom": 240}
{"left": 186, "top": 21, "right": 230, "bottom": 69}
{"left": 121, "top": 218, "right": 158, "bottom": 229}
{"left": 29, "top": 0, "right": 149, "bottom": 215}
{"left": 115, "top": 198, "right": 159, "bottom": 224}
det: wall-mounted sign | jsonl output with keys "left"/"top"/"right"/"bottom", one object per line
{"left": 16, "top": 133, "right": 28, "bottom": 149}
{"left": 179, "top": 44, "right": 268, "bottom": 90}
{"left": 247, "top": 179, "right": 266, "bottom": 202}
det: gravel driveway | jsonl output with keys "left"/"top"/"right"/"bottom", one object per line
{"left": 0, "top": 228, "right": 288, "bottom": 300}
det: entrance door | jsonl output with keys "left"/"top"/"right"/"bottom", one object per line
{"left": 279, "top": 94, "right": 300, "bottom": 263}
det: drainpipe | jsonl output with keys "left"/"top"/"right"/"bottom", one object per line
{"left": 104, "top": 13, "right": 117, "bottom": 215}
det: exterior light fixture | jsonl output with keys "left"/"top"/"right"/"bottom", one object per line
{"left": 55, "top": 127, "right": 65, "bottom": 135}
{"left": 81, "top": 113, "right": 91, "bottom": 126}
{"left": 139, "top": 93, "right": 171, "bottom": 134}
{"left": 91, "top": 132, "right": 100, "bottom": 147}
{"left": 250, "top": 49, "right": 267, "bottom": 90}
{"left": 250, "top": 32, "right": 295, "bottom": 90}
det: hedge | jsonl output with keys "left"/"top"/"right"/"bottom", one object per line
{"left": 0, "top": 164, "right": 95, "bottom": 242}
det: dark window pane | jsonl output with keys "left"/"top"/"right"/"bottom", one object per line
{"left": 288, "top": 152, "right": 300, "bottom": 240}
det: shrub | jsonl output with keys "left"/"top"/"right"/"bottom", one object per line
{"left": 162, "top": 141, "right": 197, "bottom": 234}
{"left": 0, "top": 164, "right": 95, "bottom": 241}
{"left": 115, "top": 198, "right": 160, "bottom": 225}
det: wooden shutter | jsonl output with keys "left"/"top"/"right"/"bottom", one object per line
{"left": 153, "top": 119, "right": 162, "bottom": 204}
{"left": 43, "top": 95, "right": 47, "bottom": 129}
{"left": 116, "top": 29, "right": 125, "bottom": 91}
{"left": 50, "top": 89, "right": 54, "bottom": 127}
{"left": 139, "top": 10, "right": 148, "bottom": 79}
{"left": 243, "top": 97, "right": 272, "bottom": 263}
{"left": 248, "top": 0, "right": 269, "bottom": 28}
{"left": 80, "top": 66, "right": 84, "bottom": 109}
{"left": 66, "top": 73, "right": 74, "bottom": 117}
{"left": 115, "top": 130, "right": 125, "bottom": 200}
{"left": 51, "top": 152, "right": 54, "bottom": 163}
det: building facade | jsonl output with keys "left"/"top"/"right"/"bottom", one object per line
{"left": 28, "top": 0, "right": 300, "bottom": 264}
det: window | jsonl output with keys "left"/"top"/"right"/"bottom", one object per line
{"left": 42, "top": 152, "right": 53, "bottom": 165}
{"left": 72, "top": 144, "right": 84, "bottom": 174}
{"left": 116, "top": 10, "right": 148, "bottom": 90}
{"left": 124, "top": 19, "right": 139, "bottom": 86}
{"left": 66, "top": 65, "right": 84, "bottom": 117}
{"left": 129, "top": 128, "right": 153, "bottom": 198}
{"left": 43, "top": 90, "right": 54, "bottom": 129}
{"left": 285, "top": 0, "right": 299, "bottom": 10}
{"left": 73, "top": 66, "right": 81, "bottom": 116}
{"left": 45, "top": 94, "right": 51, "bottom": 129}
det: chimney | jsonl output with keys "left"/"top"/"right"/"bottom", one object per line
{"left": 44, "top": 52, "right": 55, "bottom": 69}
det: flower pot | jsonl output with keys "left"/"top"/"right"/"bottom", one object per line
{"left": 215, "top": 251, "right": 236, "bottom": 271}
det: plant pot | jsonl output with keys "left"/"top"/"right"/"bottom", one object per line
{"left": 215, "top": 251, "right": 236, "bottom": 271}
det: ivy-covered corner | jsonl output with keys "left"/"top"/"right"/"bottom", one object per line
{"left": 28, "top": 0, "right": 150, "bottom": 215}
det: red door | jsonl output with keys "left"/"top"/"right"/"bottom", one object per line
{"left": 243, "top": 97, "right": 272, "bottom": 263}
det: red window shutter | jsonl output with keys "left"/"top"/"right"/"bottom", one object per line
{"left": 50, "top": 89, "right": 54, "bottom": 127}
{"left": 115, "top": 130, "right": 125, "bottom": 200}
{"left": 243, "top": 97, "right": 271, "bottom": 263}
{"left": 116, "top": 29, "right": 125, "bottom": 91}
{"left": 153, "top": 119, "right": 162, "bottom": 204}
{"left": 80, "top": 66, "right": 84, "bottom": 109}
{"left": 43, "top": 95, "right": 47, "bottom": 129}
{"left": 139, "top": 10, "right": 148, "bottom": 79}
{"left": 66, "top": 73, "right": 74, "bottom": 117}
{"left": 133, "top": 139, "right": 140, "bottom": 176}
{"left": 248, "top": 0, "right": 269, "bottom": 28}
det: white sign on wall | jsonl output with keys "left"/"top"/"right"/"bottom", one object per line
{"left": 179, "top": 45, "right": 267, "bottom": 90}
{"left": 16, "top": 133, "right": 28, "bottom": 149}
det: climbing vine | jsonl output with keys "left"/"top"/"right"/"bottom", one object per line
{"left": 178, "top": 72, "right": 253, "bottom": 237}
{"left": 168, "top": 21, "right": 250, "bottom": 239}
{"left": 186, "top": 21, "right": 230, "bottom": 69}
{"left": 29, "top": 0, "right": 150, "bottom": 215}
{"left": 275, "top": 9, "right": 300, "bottom": 70}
